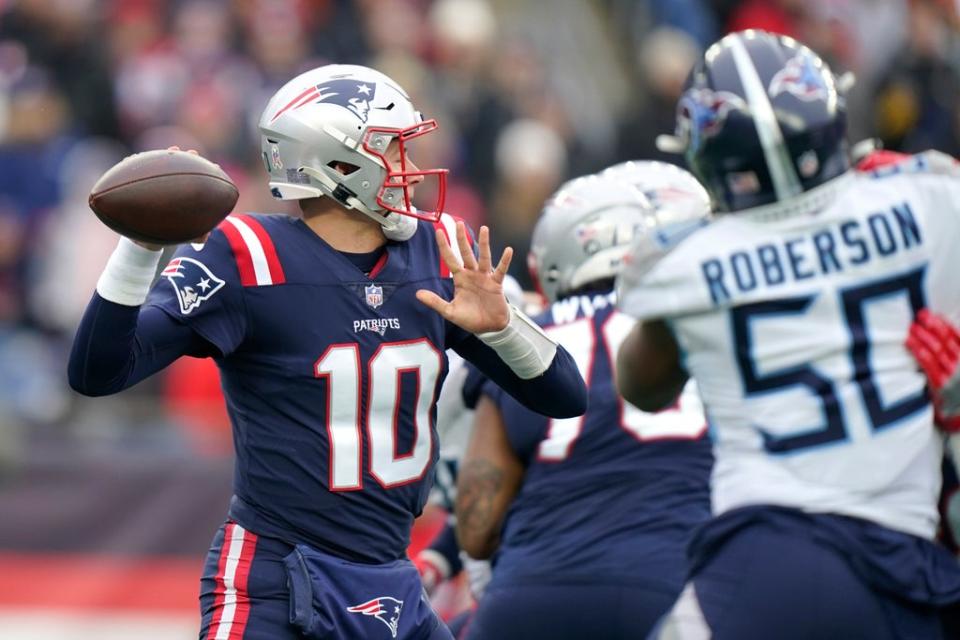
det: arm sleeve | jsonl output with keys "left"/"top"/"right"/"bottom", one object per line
{"left": 453, "top": 333, "right": 586, "bottom": 418}
{"left": 68, "top": 293, "right": 217, "bottom": 396}
{"left": 68, "top": 230, "right": 245, "bottom": 397}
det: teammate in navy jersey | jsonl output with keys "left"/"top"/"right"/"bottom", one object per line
{"left": 68, "top": 64, "right": 586, "bottom": 640}
{"left": 617, "top": 33, "right": 960, "bottom": 638}
{"left": 453, "top": 171, "right": 713, "bottom": 640}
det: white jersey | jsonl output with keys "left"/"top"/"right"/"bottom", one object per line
{"left": 618, "top": 152, "right": 960, "bottom": 539}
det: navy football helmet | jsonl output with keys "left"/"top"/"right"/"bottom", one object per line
{"left": 658, "top": 30, "right": 850, "bottom": 212}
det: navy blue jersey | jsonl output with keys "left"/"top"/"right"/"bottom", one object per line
{"left": 483, "top": 291, "right": 713, "bottom": 589}
{"left": 132, "top": 213, "right": 585, "bottom": 563}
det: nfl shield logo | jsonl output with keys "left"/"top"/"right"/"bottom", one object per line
{"left": 365, "top": 283, "right": 384, "bottom": 309}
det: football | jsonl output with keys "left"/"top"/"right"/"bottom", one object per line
{"left": 88, "top": 149, "right": 239, "bottom": 245}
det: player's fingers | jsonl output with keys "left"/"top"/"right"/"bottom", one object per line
{"left": 910, "top": 321, "right": 945, "bottom": 357}
{"left": 492, "top": 246, "right": 513, "bottom": 284}
{"left": 167, "top": 145, "right": 181, "bottom": 151}
{"left": 927, "top": 314, "right": 960, "bottom": 365}
{"left": 906, "top": 331, "right": 946, "bottom": 386}
{"left": 434, "top": 229, "right": 462, "bottom": 274}
{"left": 416, "top": 289, "right": 453, "bottom": 318}
{"left": 456, "top": 222, "right": 478, "bottom": 270}
{"left": 476, "top": 226, "right": 492, "bottom": 273}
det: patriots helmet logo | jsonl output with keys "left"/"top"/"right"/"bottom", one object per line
{"left": 768, "top": 54, "right": 829, "bottom": 101}
{"left": 272, "top": 78, "right": 377, "bottom": 123}
{"left": 161, "top": 257, "right": 225, "bottom": 315}
{"left": 677, "top": 88, "right": 748, "bottom": 151}
{"left": 346, "top": 597, "right": 403, "bottom": 638}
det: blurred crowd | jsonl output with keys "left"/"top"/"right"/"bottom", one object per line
{"left": 1, "top": 0, "right": 959, "bottom": 455}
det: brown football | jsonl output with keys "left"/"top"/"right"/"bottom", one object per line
{"left": 88, "top": 149, "right": 239, "bottom": 245}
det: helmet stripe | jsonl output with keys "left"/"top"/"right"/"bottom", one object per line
{"left": 727, "top": 34, "right": 802, "bottom": 201}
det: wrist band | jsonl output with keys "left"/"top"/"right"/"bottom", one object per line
{"left": 95, "top": 237, "right": 163, "bottom": 306}
{"left": 477, "top": 305, "right": 558, "bottom": 379}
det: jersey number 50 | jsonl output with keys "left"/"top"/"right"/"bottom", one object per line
{"left": 732, "top": 268, "right": 928, "bottom": 454}
{"left": 315, "top": 339, "right": 441, "bottom": 491}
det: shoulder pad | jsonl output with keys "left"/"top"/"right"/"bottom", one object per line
{"left": 617, "top": 216, "right": 709, "bottom": 295}
{"left": 860, "top": 150, "right": 960, "bottom": 180}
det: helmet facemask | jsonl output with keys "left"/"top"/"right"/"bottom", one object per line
{"left": 362, "top": 121, "right": 448, "bottom": 223}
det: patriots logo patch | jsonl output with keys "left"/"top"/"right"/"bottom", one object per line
{"left": 768, "top": 54, "right": 829, "bottom": 101}
{"left": 346, "top": 597, "right": 403, "bottom": 638}
{"left": 271, "top": 78, "right": 378, "bottom": 123}
{"left": 162, "top": 257, "right": 225, "bottom": 315}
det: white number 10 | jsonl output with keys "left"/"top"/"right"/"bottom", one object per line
{"left": 315, "top": 339, "right": 442, "bottom": 490}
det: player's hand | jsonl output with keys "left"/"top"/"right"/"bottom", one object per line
{"left": 413, "top": 551, "right": 446, "bottom": 597}
{"left": 906, "top": 309, "right": 960, "bottom": 432}
{"left": 461, "top": 553, "right": 492, "bottom": 601}
{"left": 416, "top": 222, "right": 513, "bottom": 334}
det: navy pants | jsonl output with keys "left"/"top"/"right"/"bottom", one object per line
{"left": 652, "top": 514, "right": 944, "bottom": 640}
{"left": 463, "top": 580, "right": 678, "bottom": 639}
{"left": 198, "top": 521, "right": 453, "bottom": 640}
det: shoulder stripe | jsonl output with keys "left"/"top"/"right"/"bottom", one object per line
{"left": 219, "top": 216, "right": 286, "bottom": 286}
{"left": 433, "top": 213, "right": 464, "bottom": 278}
{"left": 234, "top": 214, "right": 285, "bottom": 284}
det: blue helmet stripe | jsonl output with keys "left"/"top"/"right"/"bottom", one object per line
{"left": 728, "top": 33, "right": 802, "bottom": 201}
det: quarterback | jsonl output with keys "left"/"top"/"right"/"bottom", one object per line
{"left": 68, "top": 64, "right": 586, "bottom": 640}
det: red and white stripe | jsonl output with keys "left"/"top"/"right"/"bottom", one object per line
{"left": 432, "top": 213, "right": 465, "bottom": 278}
{"left": 270, "top": 85, "right": 320, "bottom": 122}
{"left": 161, "top": 258, "right": 183, "bottom": 277}
{"left": 206, "top": 522, "right": 257, "bottom": 640}
{"left": 219, "top": 215, "right": 286, "bottom": 287}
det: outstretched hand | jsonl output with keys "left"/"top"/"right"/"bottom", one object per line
{"left": 906, "top": 309, "right": 960, "bottom": 432}
{"left": 416, "top": 222, "right": 513, "bottom": 334}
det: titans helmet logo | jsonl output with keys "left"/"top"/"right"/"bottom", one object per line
{"left": 768, "top": 54, "right": 829, "bottom": 101}
{"left": 271, "top": 79, "right": 378, "bottom": 123}
{"left": 676, "top": 88, "right": 748, "bottom": 151}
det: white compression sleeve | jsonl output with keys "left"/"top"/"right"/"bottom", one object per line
{"left": 476, "top": 305, "right": 558, "bottom": 379}
{"left": 95, "top": 237, "right": 164, "bottom": 307}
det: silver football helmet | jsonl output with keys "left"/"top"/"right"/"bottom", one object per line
{"left": 528, "top": 174, "right": 656, "bottom": 304}
{"left": 601, "top": 160, "right": 711, "bottom": 221}
{"left": 258, "top": 64, "right": 448, "bottom": 240}
{"left": 605, "top": 161, "right": 714, "bottom": 299}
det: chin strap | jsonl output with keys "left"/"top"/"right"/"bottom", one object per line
{"left": 298, "top": 166, "right": 418, "bottom": 241}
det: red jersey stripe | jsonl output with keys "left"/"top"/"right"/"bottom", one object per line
{"left": 218, "top": 219, "right": 258, "bottom": 286}
{"left": 234, "top": 214, "right": 286, "bottom": 284}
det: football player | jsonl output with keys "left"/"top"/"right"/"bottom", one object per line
{"left": 615, "top": 31, "right": 960, "bottom": 638}
{"left": 68, "top": 64, "right": 586, "bottom": 640}
{"left": 454, "top": 166, "right": 714, "bottom": 639}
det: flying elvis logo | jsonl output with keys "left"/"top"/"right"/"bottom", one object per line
{"left": 346, "top": 597, "right": 404, "bottom": 638}
{"left": 162, "top": 257, "right": 225, "bottom": 314}
{"left": 271, "top": 79, "right": 378, "bottom": 123}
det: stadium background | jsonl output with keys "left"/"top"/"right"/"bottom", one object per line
{"left": 0, "top": 0, "right": 957, "bottom": 637}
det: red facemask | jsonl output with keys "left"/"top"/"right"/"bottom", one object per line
{"left": 362, "top": 120, "right": 449, "bottom": 223}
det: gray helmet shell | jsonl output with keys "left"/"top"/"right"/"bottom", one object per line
{"left": 528, "top": 174, "right": 656, "bottom": 303}
{"left": 259, "top": 64, "right": 447, "bottom": 240}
